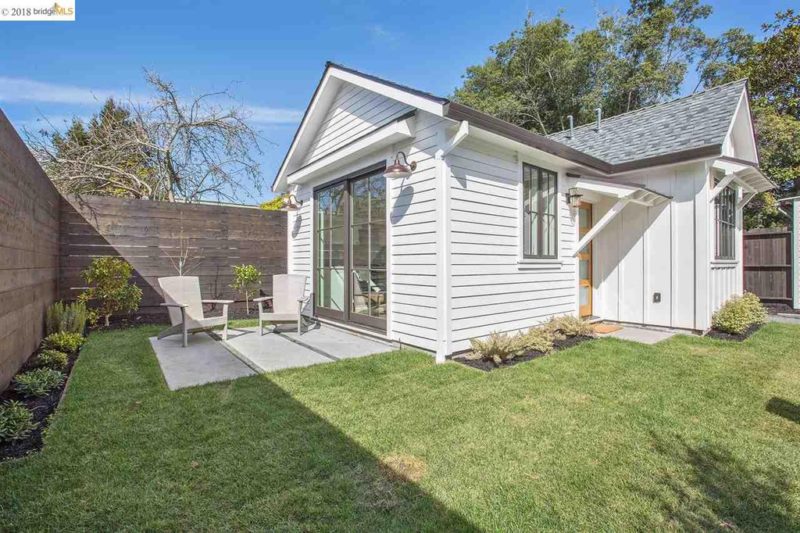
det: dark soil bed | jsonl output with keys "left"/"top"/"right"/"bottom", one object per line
{"left": 705, "top": 322, "right": 764, "bottom": 342}
{"left": 0, "top": 349, "right": 80, "bottom": 462}
{"left": 765, "top": 303, "right": 800, "bottom": 316}
{"left": 452, "top": 335, "right": 595, "bottom": 372}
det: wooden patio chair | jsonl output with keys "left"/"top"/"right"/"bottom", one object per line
{"left": 254, "top": 274, "right": 311, "bottom": 335}
{"left": 157, "top": 276, "right": 233, "bottom": 347}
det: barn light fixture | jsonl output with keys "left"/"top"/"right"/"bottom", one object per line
{"left": 383, "top": 151, "right": 417, "bottom": 180}
{"left": 282, "top": 194, "right": 303, "bottom": 211}
{"left": 566, "top": 187, "right": 583, "bottom": 208}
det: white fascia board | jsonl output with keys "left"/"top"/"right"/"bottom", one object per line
{"left": 286, "top": 116, "right": 415, "bottom": 186}
{"left": 568, "top": 177, "right": 639, "bottom": 198}
{"left": 328, "top": 67, "right": 446, "bottom": 117}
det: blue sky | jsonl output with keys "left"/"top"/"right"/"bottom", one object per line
{"left": 0, "top": 0, "right": 792, "bottom": 203}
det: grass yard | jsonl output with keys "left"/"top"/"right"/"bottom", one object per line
{"left": 2, "top": 323, "right": 800, "bottom": 531}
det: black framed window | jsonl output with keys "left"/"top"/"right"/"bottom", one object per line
{"left": 523, "top": 163, "right": 558, "bottom": 258}
{"left": 715, "top": 185, "right": 736, "bottom": 260}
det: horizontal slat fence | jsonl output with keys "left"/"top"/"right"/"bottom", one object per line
{"left": 743, "top": 227, "right": 792, "bottom": 303}
{"left": 0, "top": 109, "right": 61, "bottom": 391}
{"left": 60, "top": 196, "right": 287, "bottom": 316}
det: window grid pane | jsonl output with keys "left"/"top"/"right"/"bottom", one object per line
{"left": 522, "top": 163, "right": 558, "bottom": 259}
{"left": 715, "top": 185, "right": 736, "bottom": 260}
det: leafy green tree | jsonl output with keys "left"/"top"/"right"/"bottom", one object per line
{"left": 260, "top": 195, "right": 287, "bottom": 211}
{"left": 231, "top": 264, "right": 262, "bottom": 314}
{"left": 701, "top": 10, "right": 800, "bottom": 227}
{"left": 453, "top": 0, "right": 712, "bottom": 135}
{"left": 78, "top": 257, "right": 143, "bottom": 327}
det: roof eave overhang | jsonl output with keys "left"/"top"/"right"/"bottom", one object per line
{"left": 713, "top": 155, "right": 776, "bottom": 193}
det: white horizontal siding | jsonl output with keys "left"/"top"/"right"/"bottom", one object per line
{"left": 302, "top": 83, "right": 413, "bottom": 166}
{"left": 447, "top": 138, "right": 577, "bottom": 351}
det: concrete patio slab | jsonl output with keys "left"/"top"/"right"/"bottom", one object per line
{"left": 279, "top": 325, "right": 396, "bottom": 359}
{"left": 150, "top": 333, "right": 255, "bottom": 390}
{"left": 222, "top": 328, "right": 331, "bottom": 372}
{"left": 602, "top": 325, "right": 678, "bottom": 345}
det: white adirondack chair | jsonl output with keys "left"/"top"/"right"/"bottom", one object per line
{"left": 254, "top": 274, "right": 310, "bottom": 335}
{"left": 157, "top": 276, "right": 234, "bottom": 347}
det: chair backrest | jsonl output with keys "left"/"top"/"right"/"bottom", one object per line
{"left": 272, "top": 274, "right": 307, "bottom": 314}
{"left": 158, "top": 276, "right": 205, "bottom": 326}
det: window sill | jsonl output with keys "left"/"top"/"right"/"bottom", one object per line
{"left": 517, "top": 258, "right": 563, "bottom": 270}
{"left": 711, "top": 259, "right": 738, "bottom": 265}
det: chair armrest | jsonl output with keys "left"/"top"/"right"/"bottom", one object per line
{"left": 160, "top": 303, "right": 188, "bottom": 308}
{"left": 298, "top": 295, "right": 311, "bottom": 303}
{"left": 253, "top": 296, "right": 273, "bottom": 303}
{"left": 202, "top": 300, "right": 234, "bottom": 304}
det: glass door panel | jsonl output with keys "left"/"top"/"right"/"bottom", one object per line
{"left": 315, "top": 182, "right": 346, "bottom": 319}
{"left": 577, "top": 202, "right": 593, "bottom": 318}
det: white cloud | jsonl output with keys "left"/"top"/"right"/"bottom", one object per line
{"left": 245, "top": 105, "right": 304, "bottom": 124}
{"left": 369, "top": 24, "right": 401, "bottom": 43}
{"left": 0, "top": 77, "right": 133, "bottom": 105}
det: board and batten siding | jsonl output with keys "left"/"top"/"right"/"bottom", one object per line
{"left": 301, "top": 83, "right": 413, "bottom": 167}
{"left": 447, "top": 138, "right": 577, "bottom": 352}
{"left": 286, "top": 106, "right": 445, "bottom": 352}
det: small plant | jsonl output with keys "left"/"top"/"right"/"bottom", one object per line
{"left": 545, "top": 315, "right": 594, "bottom": 339}
{"left": 259, "top": 194, "right": 288, "bottom": 211}
{"left": 13, "top": 369, "right": 65, "bottom": 398}
{"left": 467, "top": 331, "right": 525, "bottom": 365}
{"left": 42, "top": 331, "right": 85, "bottom": 353}
{"left": 712, "top": 292, "right": 768, "bottom": 335}
{"left": 518, "top": 326, "right": 555, "bottom": 354}
{"left": 33, "top": 349, "right": 69, "bottom": 371}
{"left": 0, "top": 401, "right": 38, "bottom": 443}
{"left": 230, "top": 264, "right": 262, "bottom": 314}
{"left": 78, "top": 257, "right": 143, "bottom": 327}
{"left": 45, "top": 300, "right": 88, "bottom": 335}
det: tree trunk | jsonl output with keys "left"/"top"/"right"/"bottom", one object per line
{"left": 104, "top": 314, "right": 110, "bottom": 327}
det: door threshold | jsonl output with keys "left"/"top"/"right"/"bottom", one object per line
{"left": 583, "top": 315, "right": 604, "bottom": 324}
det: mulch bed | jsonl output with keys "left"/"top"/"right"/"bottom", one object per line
{"left": 705, "top": 322, "right": 764, "bottom": 342}
{"left": 452, "top": 335, "right": 595, "bottom": 372}
{"left": 765, "top": 303, "right": 800, "bottom": 316}
{"left": 0, "top": 348, "right": 81, "bottom": 462}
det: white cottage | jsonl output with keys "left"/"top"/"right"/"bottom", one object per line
{"left": 272, "top": 62, "right": 774, "bottom": 361}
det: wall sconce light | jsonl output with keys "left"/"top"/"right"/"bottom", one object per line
{"left": 384, "top": 151, "right": 417, "bottom": 180}
{"left": 566, "top": 187, "right": 583, "bottom": 208}
{"left": 282, "top": 194, "right": 303, "bottom": 211}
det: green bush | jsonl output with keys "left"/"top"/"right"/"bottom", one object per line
{"left": 0, "top": 401, "right": 38, "bottom": 443}
{"left": 42, "top": 331, "right": 85, "bottom": 353}
{"left": 518, "top": 326, "right": 555, "bottom": 354}
{"left": 712, "top": 292, "right": 768, "bottom": 335}
{"left": 545, "top": 315, "right": 595, "bottom": 339}
{"left": 33, "top": 349, "right": 69, "bottom": 371}
{"left": 468, "top": 331, "right": 525, "bottom": 365}
{"left": 78, "top": 257, "right": 142, "bottom": 327}
{"left": 45, "top": 300, "right": 88, "bottom": 335}
{"left": 230, "top": 264, "right": 262, "bottom": 314}
{"left": 13, "top": 369, "right": 65, "bottom": 398}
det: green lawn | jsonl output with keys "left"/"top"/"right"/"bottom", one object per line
{"left": 2, "top": 323, "right": 800, "bottom": 531}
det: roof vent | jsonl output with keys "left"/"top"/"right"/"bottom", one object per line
{"left": 595, "top": 107, "right": 602, "bottom": 132}
{"left": 567, "top": 115, "right": 574, "bottom": 139}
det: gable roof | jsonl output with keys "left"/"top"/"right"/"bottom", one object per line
{"left": 273, "top": 64, "right": 757, "bottom": 192}
{"left": 547, "top": 80, "right": 748, "bottom": 166}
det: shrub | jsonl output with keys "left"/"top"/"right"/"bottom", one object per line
{"left": 545, "top": 315, "right": 594, "bottom": 339}
{"left": 0, "top": 401, "right": 38, "bottom": 443}
{"left": 33, "top": 349, "right": 69, "bottom": 371}
{"left": 78, "top": 257, "right": 142, "bottom": 327}
{"left": 13, "top": 369, "right": 65, "bottom": 398}
{"left": 42, "top": 331, "right": 85, "bottom": 353}
{"left": 518, "top": 326, "right": 555, "bottom": 354}
{"left": 45, "top": 300, "right": 88, "bottom": 335}
{"left": 259, "top": 194, "right": 287, "bottom": 211}
{"left": 712, "top": 292, "right": 768, "bottom": 335}
{"left": 230, "top": 264, "right": 262, "bottom": 314}
{"left": 468, "top": 331, "right": 525, "bottom": 365}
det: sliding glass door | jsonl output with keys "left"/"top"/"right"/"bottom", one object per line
{"left": 314, "top": 166, "right": 387, "bottom": 331}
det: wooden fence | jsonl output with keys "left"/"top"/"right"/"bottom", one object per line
{"left": 0, "top": 110, "right": 61, "bottom": 391}
{"left": 60, "top": 196, "right": 287, "bottom": 315}
{"left": 744, "top": 227, "right": 793, "bottom": 303}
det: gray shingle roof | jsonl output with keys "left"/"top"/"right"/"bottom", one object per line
{"left": 547, "top": 80, "right": 747, "bottom": 165}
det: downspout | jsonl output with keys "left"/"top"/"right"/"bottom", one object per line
{"left": 434, "top": 120, "right": 470, "bottom": 363}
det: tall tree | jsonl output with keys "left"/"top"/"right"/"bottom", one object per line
{"left": 453, "top": 0, "right": 711, "bottom": 135}
{"left": 28, "top": 71, "right": 264, "bottom": 203}
{"left": 700, "top": 10, "right": 800, "bottom": 227}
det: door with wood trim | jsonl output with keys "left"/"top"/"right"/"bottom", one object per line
{"left": 578, "top": 202, "right": 593, "bottom": 318}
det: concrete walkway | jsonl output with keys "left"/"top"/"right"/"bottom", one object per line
{"left": 150, "top": 333, "right": 255, "bottom": 390}
{"left": 769, "top": 314, "right": 800, "bottom": 325}
{"left": 601, "top": 325, "right": 678, "bottom": 345}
